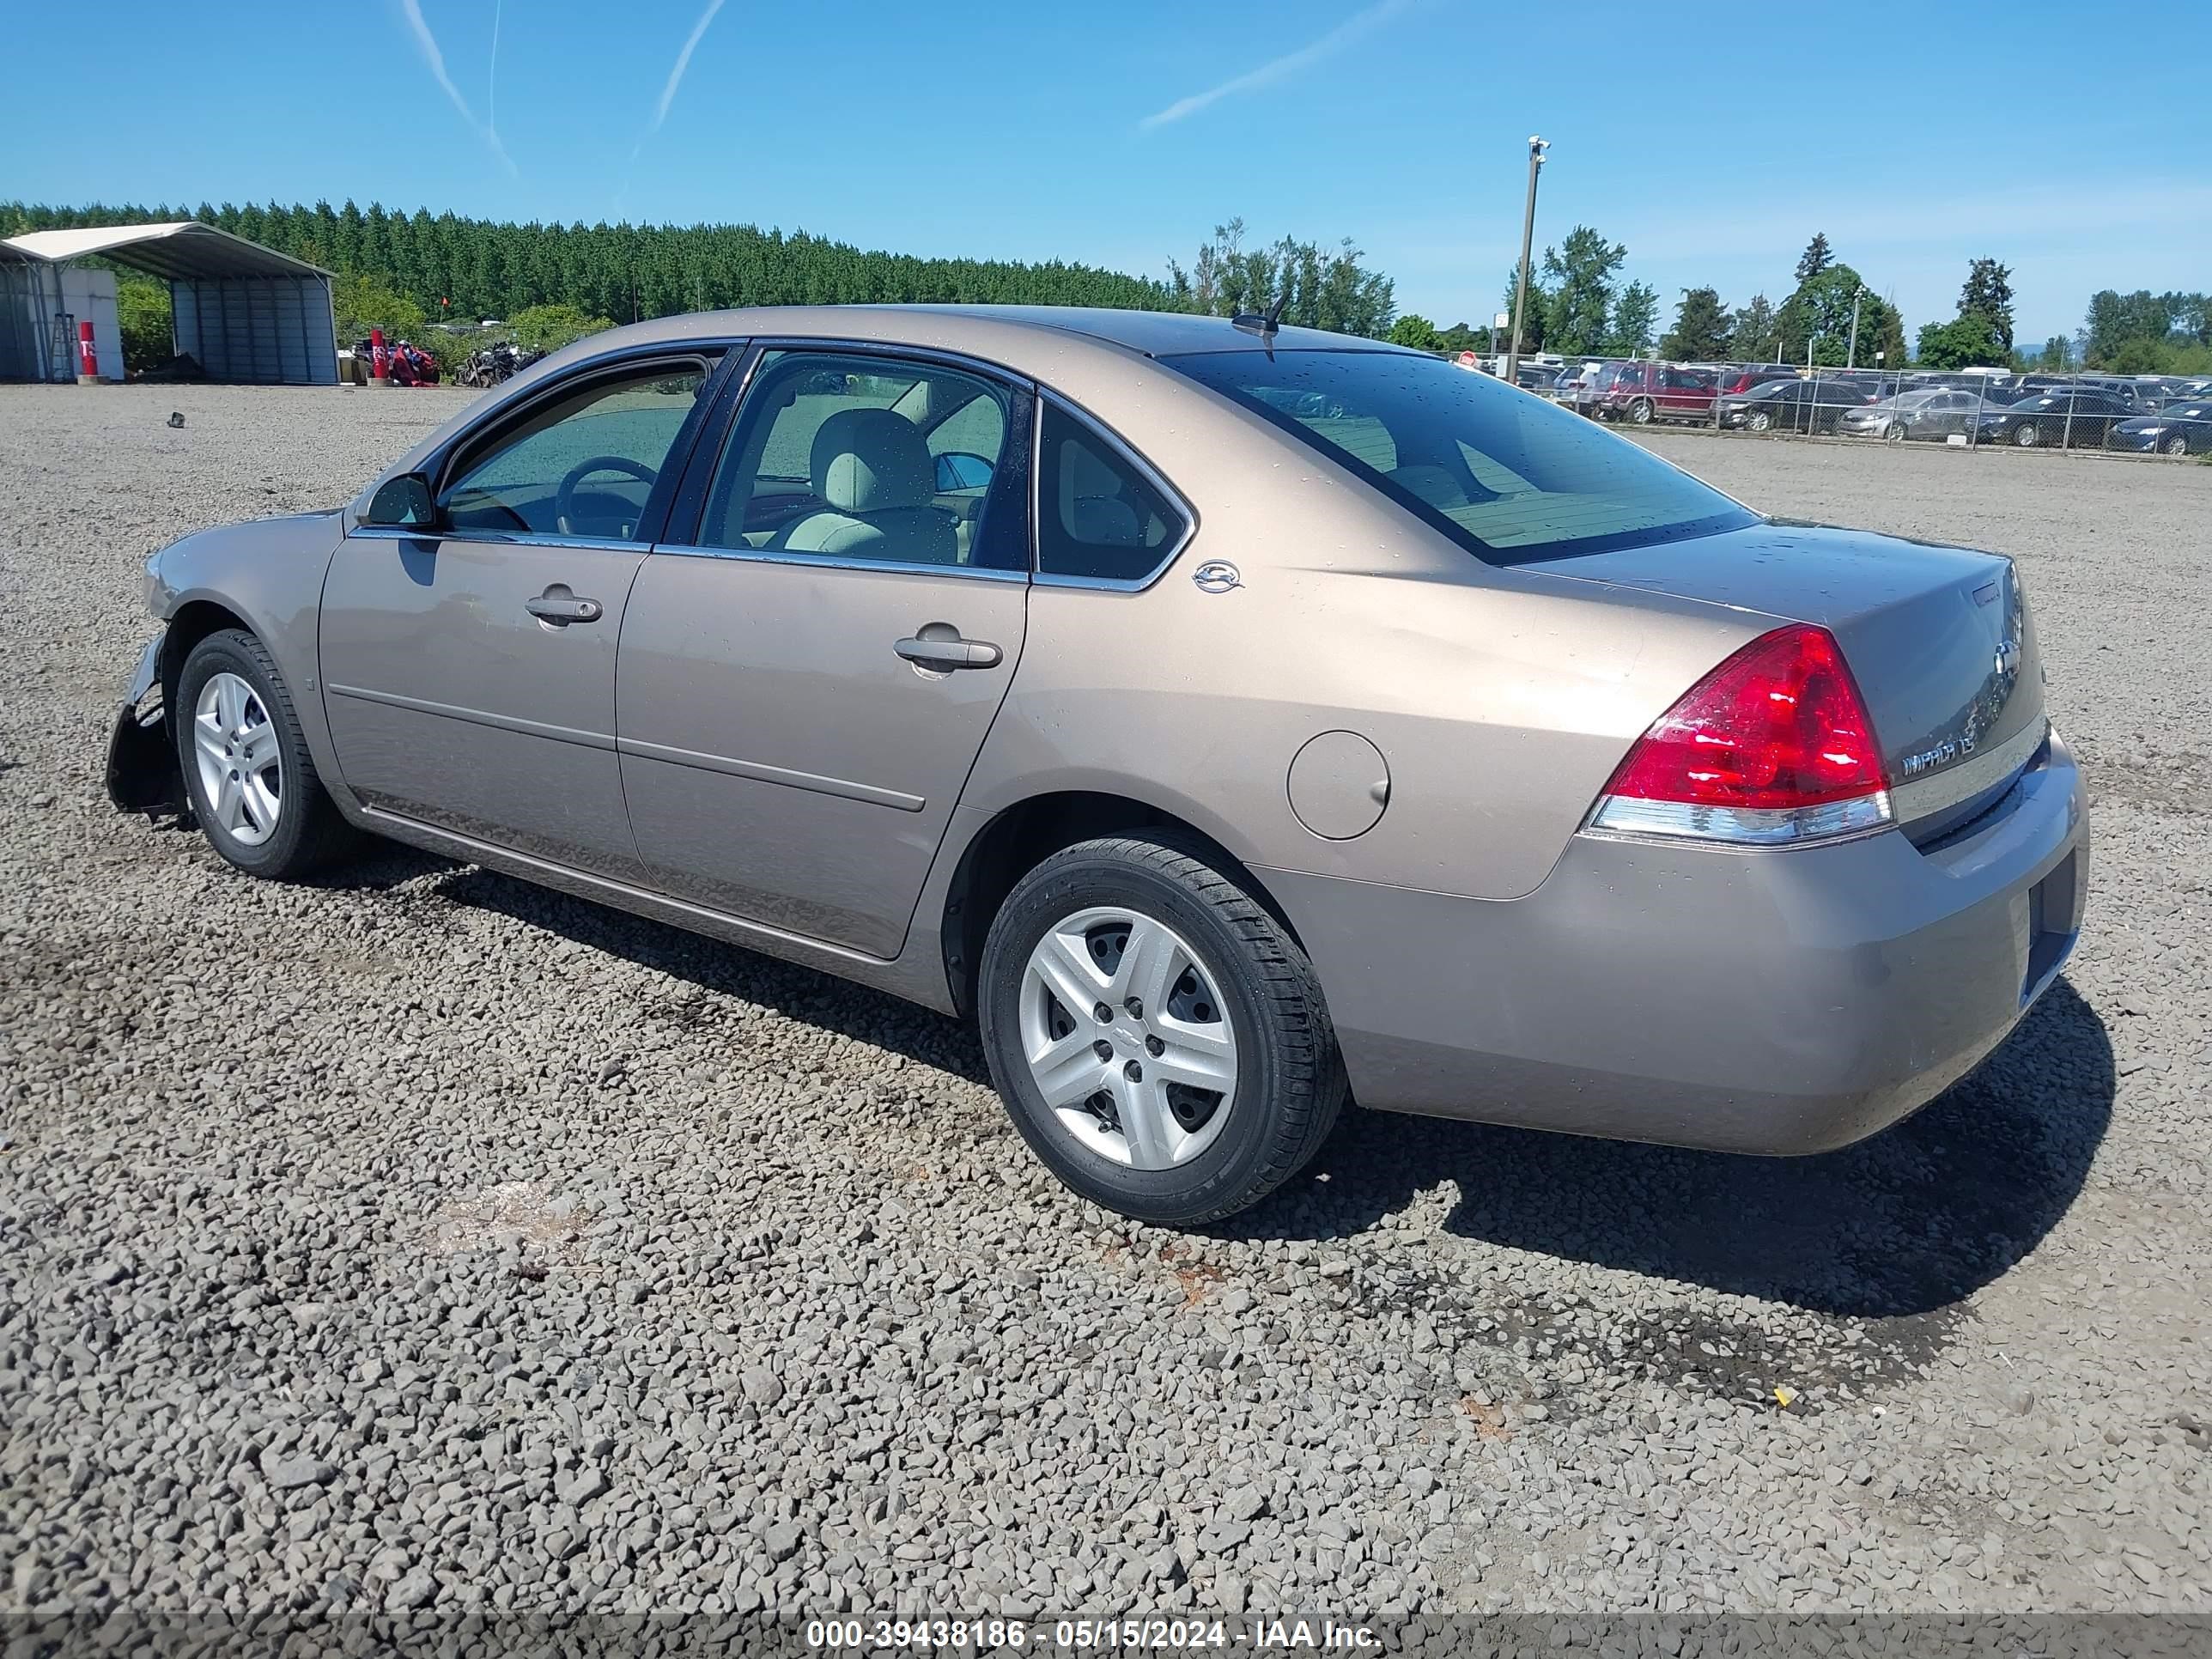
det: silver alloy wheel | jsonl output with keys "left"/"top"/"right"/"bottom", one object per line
{"left": 2015, "top": 422, "right": 2039, "bottom": 447}
{"left": 191, "top": 671, "right": 282, "bottom": 848}
{"left": 1747, "top": 410, "right": 1771, "bottom": 432}
{"left": 2166, "top": 434, "right": 2190, "bottom": 457}
{"left": 1018, "top": 905, "right": 1238, "bottom": 1170}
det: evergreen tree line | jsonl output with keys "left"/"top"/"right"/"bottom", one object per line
{"left": 0, "top": 198, "right": 1397, "bottom": 343}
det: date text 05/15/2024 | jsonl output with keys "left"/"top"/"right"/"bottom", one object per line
{"left": 804, "top": 1619, "right": 1382, "bottom": 1650}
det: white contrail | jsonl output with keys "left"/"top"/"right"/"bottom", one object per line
{"left": 1140, "top": 0, "right": 1413, "bottom": 130}
{"left": 488, "top": 0, "right": 503, "bottom": 137}
{"left": 397, "top": 0, "right": 516, "bottom": 172}
{"left": 650, "top": 0, "right": 729, "bottom": 133}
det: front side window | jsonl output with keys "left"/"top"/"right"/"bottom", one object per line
{"left": 1164, "top": 349, "right": 1755, "bottom": 564}
{"left": 695, "top": 350, "right": 1024, "bottom": 570}
{"left": 441, "top": 359, "right": 710, "bottom": 539}
{"left": 1035, "top": 404, "right": 1188, "bottom": 584}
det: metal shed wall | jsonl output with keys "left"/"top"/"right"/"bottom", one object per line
{"left": 171, "top": 275, "right": 337, "bottom": 385}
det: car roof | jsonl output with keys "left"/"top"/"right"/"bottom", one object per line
{"left": 576, "top": 304, "right": 1413, "bottom": 362}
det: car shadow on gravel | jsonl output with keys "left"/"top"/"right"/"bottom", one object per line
{"left": 1259, "top": 980, "right": 2112, "bottom": 1319}
{"left": 365, "top": 858, "right": 996, "bottom": 1085}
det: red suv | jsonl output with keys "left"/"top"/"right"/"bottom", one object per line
{"left": 1590, "top": 362, "right": 1717, "bottom": 424}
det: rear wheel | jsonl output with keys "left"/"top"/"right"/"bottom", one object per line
{"left": 978, "top": 835, "right": 1346, "bottom": 1225}
{"left": 174, "top": 629, "right": 356, "bottom": 879}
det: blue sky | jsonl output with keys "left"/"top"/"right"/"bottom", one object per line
{"left": 10, "top": 0, "right": 2208, "bottom": 346}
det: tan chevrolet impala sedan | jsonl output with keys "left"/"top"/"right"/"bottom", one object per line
{"left": 107, "top": 307, "right": 2087, "bottom": 1224}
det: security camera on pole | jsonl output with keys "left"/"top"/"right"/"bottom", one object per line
{"left": 1504, "top": 136, "right": 1549, "bottom": 388}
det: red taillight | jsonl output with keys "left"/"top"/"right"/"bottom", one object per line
{"left": 1588, "top": 625, "right": 1893, "bottom": 845}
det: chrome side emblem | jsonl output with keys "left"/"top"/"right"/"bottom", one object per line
{"left": 1192, "top": 560, "right": 1242, "bottom": 594}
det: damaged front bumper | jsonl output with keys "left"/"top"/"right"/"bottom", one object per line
{"left": 106, "top": 632, "right": 185, "bottom": 816}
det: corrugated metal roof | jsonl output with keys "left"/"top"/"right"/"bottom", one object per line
{"left": 0, "top": 222, "right": 331, "bottom": 282}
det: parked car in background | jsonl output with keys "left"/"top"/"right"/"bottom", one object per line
{"left": 1720, "top": 377, "right": 1881, "bottom": 434}
{"left": 100, "top": 305, "right": 2087, "bottom": 1224}
{"left": 1973, "top": 386, "right": 2136, "bottom": 448}
{"left": 1591, "top": 362, "right": 1717, "bottom": 424}
{"left": 1837, "top": 387, "right": 1990, "bottom": 444}
{"left": 1712, "top": 366, "right": 1800, "bottom": 398}
{"left": 2106, "top": 401, "right": 2212, "bottom": 456}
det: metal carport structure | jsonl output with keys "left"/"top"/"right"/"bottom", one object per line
{"left": 0, "top": 222, "right": 337, "bottom": 385}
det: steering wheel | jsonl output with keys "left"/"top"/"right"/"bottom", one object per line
{"left": 555, "top": 455, "right": 658, "bottom": 536}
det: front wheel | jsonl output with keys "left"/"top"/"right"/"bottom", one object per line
{"left": 1627, "top": 398, "right": 1656, "bottom": 425}
{"left": 978, "top": 835, "right": 1346, "bottom": 1225}
{"left": 174, "top": 629, "right": 356, "bottom": 879}
{"left": 2166, "top": 434, "right": 2192, "bottom": 458}
{"left": 1885, "top": 421, "right": 1905, "bottom": 445}
{"left": 1747, "top": 410, "right": 1772, "bottom": 433}
{"left": 2014, "top": 422, "right": 2041, "bottom": 447}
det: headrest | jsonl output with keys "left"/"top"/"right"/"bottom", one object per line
{"left": 811, "top": 408, "right": 933, "bottom": 514}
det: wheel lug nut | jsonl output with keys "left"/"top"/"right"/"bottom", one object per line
{"left": 1123, "top": 1060, "right": 1143, "bottom": 1082}
{"left": 1146, "top": 1035, "right": 1164, "bottom": 1057}
{"left": 1093, "top": 1040, "right": 1113, "bottom": 1060}
{"left": 1093, "top": 1002, "right": 1113, "bottom": 1024}
{"left": 1124, "top": 998, "right": 1144, "bottom": 1020}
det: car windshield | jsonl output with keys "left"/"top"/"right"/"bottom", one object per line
{"left": 1161, "top": 349, "right": 1756, "bottom": 564}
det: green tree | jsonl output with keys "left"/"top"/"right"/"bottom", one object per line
{"left": 1775, "top": 264, "right": 1900, "bottom": 367}
{"left": 330, "top": 271, "right": 425, "bottom": 344}
{"left": 1435, "top": 321, "right": 1480, "bottom": 357}
{"left": 1540, "top": 226, "right": 1627, "bottom": 356}
{"left": 2080, "top": 289, "right": 2175, "bottom": 364}
{"left": 1958, "top": 258, "right": 2014, "bottom": 356}
{"left": 2039, "top": 335, "right": 2070, "bottom": 369}
{"left": 1658, "top": 286, "right": 1732, "bottom": 361}
{"left": 114, "top": 275, "right": 172, "bottom": 372}
{"left": 1916, "top": 313, "right": 2006, "bottom": 369}
{"left": 1500, "top": 262, "right": 1547, "bottom": 352}
{"left": 507, "top": 302, "right": 616, "bottom": 354}
{"left": 1795, "top": 233, "right": 1833, "bottom": 283}
{"left": 1387, "top": 313, "right": 1442, "bottom": 351}
{"left": 1605, "top": 280, "right": 1659, "bottom": 356}
{"left": 1729, "top": 294, "right": 1778, "bottom": 361}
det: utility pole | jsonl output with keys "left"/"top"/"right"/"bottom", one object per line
{"left": 1846, "top": 287, "right": 1863, "bottom": 369}
{"left": 1504, "top": 136, "right": 1549, "bottom": 386}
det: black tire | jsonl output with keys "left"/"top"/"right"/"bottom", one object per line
{"left": 1747, "top": 409, "right": 1772, "bottom": 433}
{"left": 1628, "top": 398, "right": 1656, "bottom": 425}
{"left": 2166, "top": 434, "right": 2191, "bottom": 458}
{"left": 173, "top": 629, "right": 357, "bottom": 879}
{"left": 977, "top": 834, "right": 1346, "bottom": 1226}
{"left": 2014, "top": 422, "right": 2041, "bottom": 447}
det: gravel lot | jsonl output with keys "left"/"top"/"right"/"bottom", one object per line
{"left": 3, "top": 384, "right": 2209, "bottom": 1630}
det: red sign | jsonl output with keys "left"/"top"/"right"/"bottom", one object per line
{"left": 77, "top": 319, "right": 97, "bottom": 379}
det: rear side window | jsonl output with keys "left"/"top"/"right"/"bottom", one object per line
{"left": 1035, "top": 404, "right": 1188, "bottom": 584}
{"left": 1164, "top": 349, "right": 1753, "bottom": 564}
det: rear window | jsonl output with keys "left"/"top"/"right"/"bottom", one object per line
{"left": 1163, "top": 349, "right": 1753, "bottom": 564}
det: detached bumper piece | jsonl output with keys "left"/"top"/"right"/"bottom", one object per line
{"left": 106, "top": 634, "right": 185, "bottom": 817}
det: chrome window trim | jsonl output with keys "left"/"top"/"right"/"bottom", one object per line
{"left": 1889, "top": 718, "right": 2050, "bottom": 824}
{"left": 647, "top": 542, "right": 1028, "bottom": 583}
{"left": 348, "top": 526, "right": 645, "bottom": 556}
{"left": 1030, "top": 392, "right": 1198, "bottom": 593}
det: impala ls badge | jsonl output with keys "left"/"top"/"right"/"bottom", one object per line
{"left": 1193, "top": 560, "right": 1243, "bottom": 594}
{"left": 1994, "top": 637, "right": 2021, "bottom": 678}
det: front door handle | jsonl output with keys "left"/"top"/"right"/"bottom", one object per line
{"left": 526, "top": 585, "right": 603, "bottom": 626}
{"left": 895, "top": 623, "right": 1002, "bottom": 672}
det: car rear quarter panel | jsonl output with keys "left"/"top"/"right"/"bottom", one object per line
{"left": 962, "top": 387, "right": 1766, "bottom": 903}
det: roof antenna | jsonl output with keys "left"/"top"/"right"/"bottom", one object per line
{"left": 1231, "top": 291, "right": 1290, "bottom": 340}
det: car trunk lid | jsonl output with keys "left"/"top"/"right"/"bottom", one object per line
{"left": 1540, "top": 522, "right": 2045, "bottom": 840}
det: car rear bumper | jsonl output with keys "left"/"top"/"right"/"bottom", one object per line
{"left": 1261, "top": 730, "right": 2087, "bottom": 1155}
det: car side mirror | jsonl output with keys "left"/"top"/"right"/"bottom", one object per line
{"left": 364, "top": 472, "right": 437, "bottom": 528}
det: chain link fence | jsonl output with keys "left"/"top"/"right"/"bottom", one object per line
{"left": 1485, "top": 355, "right": 2212, "bottom": 459}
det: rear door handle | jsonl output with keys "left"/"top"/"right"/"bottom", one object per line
{"left": 526, "top": 586, "right": 603, "bottom": 625}
{"left": 895, "top": 627, "right": 1002, "bottom": 672}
